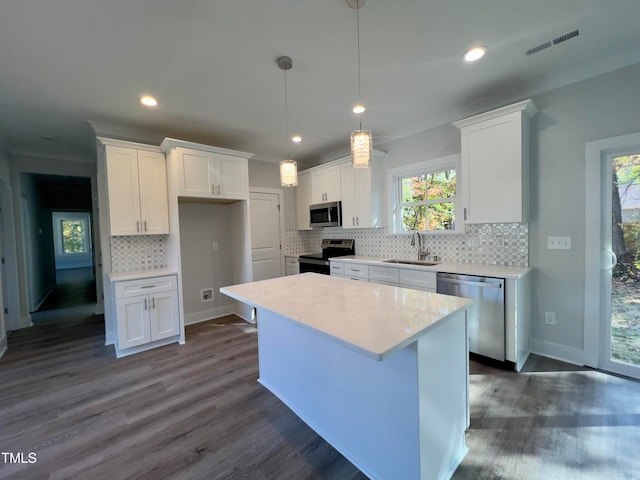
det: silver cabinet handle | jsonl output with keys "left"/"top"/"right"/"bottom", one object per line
{"left": 152, "top": 297, "right": 155, "bottom": 309}
{"left": 136, "top": 220, "right": 140, "bottom": 232}
{"left": 144, "top": 298, "right": 148, "bottom": 310}
{"left": 141, "top": 284, "right": 156, "bottom": 289}
{"left": 356, "top": 217, "right": 359, "bottom": 226}
{"left": 144, "top": 220, "right": 147, "bottom": 232}
{"left": 211, "top": 184, "right": 215, "bottom": 194}
{"left": 217, "top": 185, "right": 221, "bottom": 195}
{"left": 464, "top": 208, "right": 467, "bottom": 221}
{"left": 352, "top": 217, "right": 355, "bottom": 226}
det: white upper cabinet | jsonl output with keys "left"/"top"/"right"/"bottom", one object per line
{"left": 311, "top": 164, "right": 341, "bottom": 204}
{"left": 103, "top": 141, "right": 169, "bottom": 236}
{"left": 296, "top": 171, "right": 312, "bottom": 230}
{"left": 340, "top": 150, "right": 386, "bottom": 229}
{"left": 453, "top": 99, "right": 537, "bottom": 224}
{"left": 161, "top": 138, "right": 253, "bottom": 200}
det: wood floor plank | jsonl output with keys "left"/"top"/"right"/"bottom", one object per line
{"left": 1, "top": 313, "right": 639, "bottom": 479}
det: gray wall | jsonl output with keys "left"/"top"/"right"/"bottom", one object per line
{"left": 0, "top": 143, "right": 9, "bottom": 181}
{"left": 376, "top": 61, "right": 640, "bottom": 360}
{"left": 528, "top": 62, "right": 640, "bottom": 352}
{"left": 178, "top": 201, "right": 235, "bottom": 316}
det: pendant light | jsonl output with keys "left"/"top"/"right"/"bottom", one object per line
{"left": 277, "top": 55, "right": 298, "bottom": 187}
{"left": 348, "top": 0, "right": 372, "bottom": 169}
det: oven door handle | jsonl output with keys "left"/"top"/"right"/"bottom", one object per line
{"left": 298, "top": 257, "right": 330, "bottom": 266}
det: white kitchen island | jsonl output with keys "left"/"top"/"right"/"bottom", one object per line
{"left": 220, "top": 273, "right": 471, "bottom": 480}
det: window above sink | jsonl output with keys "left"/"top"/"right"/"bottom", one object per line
{"left": 387, "top": 153, "right": 463, "bottom": 235}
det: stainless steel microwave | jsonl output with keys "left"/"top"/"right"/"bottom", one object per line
{"left": 309, "top": 202, "right": 342, "bottom": 228}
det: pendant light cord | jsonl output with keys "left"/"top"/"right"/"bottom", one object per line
{"left": 356, "top": 0, "right": 363, "bottom": 130}
{"left": 284, "top": 69, "right": 290, "bottom": 159}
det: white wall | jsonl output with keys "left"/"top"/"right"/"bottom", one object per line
{"left": 376, "top": 61, "right": 640, "bottom": 363}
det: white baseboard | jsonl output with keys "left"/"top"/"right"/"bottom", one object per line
{"left": 184, "top": 305, "right": 236, "bottom": 325}
{"left": 529, "top": 337, "right": 585, "bottom": 366}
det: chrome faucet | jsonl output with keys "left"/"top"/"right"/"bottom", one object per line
{"left": 410, "top": 232, "right": 431, "bottom": 261}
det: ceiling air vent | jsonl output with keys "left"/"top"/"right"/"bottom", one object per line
{"left": 525, "top": 29, "right": 580, "bottom": 56}
{"left": 526, "top": 41, "right": 553, "bottom": 56}
{"left": 552, "top": 29, "right": 580, "bottom": 45}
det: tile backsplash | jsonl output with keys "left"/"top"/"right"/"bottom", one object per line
{"left": 285, "top": 223, "right": 528, "bottom": 266}
{"left": 110, "top": 235, "right": 169, "bottom": 272}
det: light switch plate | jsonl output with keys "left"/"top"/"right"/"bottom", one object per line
{"left": 547, "top": 236, "right": 572, "bottom": 250}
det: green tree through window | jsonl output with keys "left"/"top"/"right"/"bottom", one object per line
{"left": 399, "top": 168, "right": 456, "bottom": 231}
{"left": 61, "top": 220, "right": 87, "bottom": 253}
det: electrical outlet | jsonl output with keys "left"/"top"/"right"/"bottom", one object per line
{"left": 212, "top": 241, "right": 219, "bottom": 251}
{"left": 201, "top": 288, "right": 214, "bottom": 302}
{"left": 544, "top": 311, "right": 556, "bottom": 325}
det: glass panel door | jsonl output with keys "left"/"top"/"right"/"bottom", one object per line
{"left": 605, "top": 153, "right": 640, "bottom": 378}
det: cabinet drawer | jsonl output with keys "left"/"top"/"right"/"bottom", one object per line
{"left": 115, "top": 275, "right": 177, "bottom": 299}
{"left": 330, "top": 262, "right": 345, "bottom": 275}
{"left": 369, "top": 266, "right": 399, "bottom": 284}
{"left": 285, "top": 256, "right": 299, "bottom": 267}
{"left": 398, "top": 269, "right": 437, "bottom": 290}
{"left": 344, "top": 264, "right": 369, "bottom": 279}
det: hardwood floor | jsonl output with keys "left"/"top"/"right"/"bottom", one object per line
{"left": 1, "top": 314, "right": 639, "bottom": 479}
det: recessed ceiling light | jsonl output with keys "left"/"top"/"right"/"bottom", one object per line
{"left": 353, "top": 104, "right": 366, "bottom": 114}
{"left": 140, "top": 95, "right": 158, "bottom": 107}
{"left": 291, "top": 135, "right": 302, "bottom": 143}
{"left": 463, "top": 46, "right": 487, "bottom": 62}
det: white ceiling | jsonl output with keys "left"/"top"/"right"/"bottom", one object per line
{"left": 1, "top": 0, "right": 640, "bottom": 168}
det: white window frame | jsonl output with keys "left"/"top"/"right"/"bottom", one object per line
{"left": 53, "top": 212, "right": 92, "bottom": 255}
{"left": 387, "top": 153, "right": 462, "bottom": 234}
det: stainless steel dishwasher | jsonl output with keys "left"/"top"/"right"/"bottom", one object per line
{"left": 437, "top": 273, "right": 505, "bottom": 361}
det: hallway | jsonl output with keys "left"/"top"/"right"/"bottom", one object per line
{"left": 33, "top": 267, "right": 96, "bottom": 319}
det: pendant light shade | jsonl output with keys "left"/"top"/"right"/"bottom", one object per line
{"left": 277, "top": 55, "right": 298, "bottom": 187}
{"left": 348, "top": 0, "right": 371, "bottom": 168}
{"left": 280, "top": 159, "right": 298, "bottom": 187}
{"left": 351, "top": 130, "right": 372, "bottom": 168}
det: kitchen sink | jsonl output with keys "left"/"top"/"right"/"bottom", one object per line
{"left": 382, "top": 259, "right": 439, "bottom": 267}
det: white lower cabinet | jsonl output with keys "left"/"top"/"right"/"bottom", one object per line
{"left": 344, "top": 264, "right": 369, "bottom": 280}
{"left": 331, "top": 261, "right": 437, "bottom": 293}
{"left": 398, "top": 269, "right": 437, "bottom": 292}
{"left": 285, "top": 256, "right": 300, "bottom": 276}
{"left": 329, "top": 261, "right": 345, "bottom": 277}
{"left": 114, "top": 275, "right": 180, "bottom": 352}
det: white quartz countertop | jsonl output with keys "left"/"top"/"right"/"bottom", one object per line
{"left": 220, "top": 273, "right": 471, "bottom": 361}
{"left": 108, "top": 268, "right": 178, "bottom": 282}
{"left": 330, "top": 255, "right": 531, "bottom": 279}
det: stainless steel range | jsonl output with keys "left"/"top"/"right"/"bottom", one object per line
{"left": 298, "top": 239, "right": 355, "bottom": 275}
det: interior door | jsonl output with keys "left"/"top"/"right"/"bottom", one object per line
{"left": 250, "top": 191, "right": 282, "bottom": 281}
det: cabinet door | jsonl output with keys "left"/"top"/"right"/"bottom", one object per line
{"left": 215, "top": 154, "right": 248, "bottom": 199}
{"left": 149, "top": 289, "right": 180, "bottom": 340}
{"left": 177, "top": 148, "right": 214, "bottom": 197}
{"left": 137, "top": 150, "right": 170, "bottom": 234}
{"left": 324, "top": 165, "right": 342, "bottom": 202}
{"left": 311, "top": 165, "right": 342, "bottom": 204}
{"left": 341, "top": 163, "right": 358, "bottom": 228}
{"left": 296, "top": 172, "right": 312, "bottom": 230}
{"left": 341, "top": 163, "right": 373, "bottom": 228}
{"left": 116, "top": 294, "right": 151, "bottom": 349}
{"left": 310, "top": 169, "right": 327, "bottom": 204}
{"left": 106, "top": 145, "right": 141, "bottom": 235}
{"left": 354, "top": 166, "right": 373, "bottom": 227}
{"left": 462, "top": 112, "right": 523, "bottom": 223}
